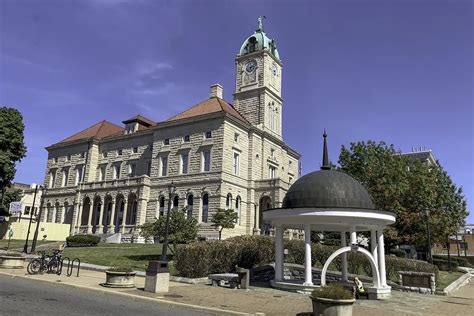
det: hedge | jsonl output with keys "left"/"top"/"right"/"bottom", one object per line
{"left": 174, "top": 236, "right": 439, "bottom": 282}
{"left": 66, "top": 234, "right": 101, "bottom": 247}
{"left": 433, "top": 258, "right": 459, "bottom": 271}
{"left": 433, "top": 255, "right": 471, "bottom": 267}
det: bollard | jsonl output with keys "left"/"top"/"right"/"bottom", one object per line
{"left": 144, "top": 260, "right": 169, "bottom": 293}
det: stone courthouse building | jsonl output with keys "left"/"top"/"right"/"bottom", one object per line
{"left": 40, "top": 19, "right": 301, "bottom": 241}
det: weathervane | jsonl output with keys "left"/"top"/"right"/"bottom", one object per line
{"left": 257, "top": 16, "right": 266, "bottom": 31}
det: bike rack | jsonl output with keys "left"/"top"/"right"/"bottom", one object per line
{"left": 59, "top": 257, "right": 81, "bottom": 277}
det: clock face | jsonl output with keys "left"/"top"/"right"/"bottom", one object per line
{"left": 245, "top": 59, "right": 257, "bottom": 73}
{"left": 272, "top": 64, "right": 278, "bottom": 76}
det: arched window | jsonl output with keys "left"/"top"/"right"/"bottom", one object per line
{"left": 202, "top": 193, "right": 209, "bottom": 223}
{"left": 129, "top": 199, "right": 138, "bottom": 225}
{"left": 187, "top": 195, "right": 193, "bottom": 219}
{"left": 159, "top": 196, "right": 165, "bottom": 217}
{"left": 173, "top": 195, "right": 179, "bottom": 211}
{"left": 235, "top": 196, "right": 241, "bottom": 225}
{"left": 226, "top": 193, "right": 232, "bottom": 209}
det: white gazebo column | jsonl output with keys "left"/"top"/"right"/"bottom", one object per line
{"left": 377, "top": 228, "right": 387, "bottom": 287}
{"left": 371, "top": 229, "right": 378, "bottom": 268}
{"left": 304, "top": 224, "right": 313, "bottom": 285}
{"left": 341, "top": 232, "right": 348, "bottom": 282}
{"left": 350, "top": 225, "right": 357, "bottom": 245}
{"left": 274, "top": 225, "right": 284, "bottom": 282}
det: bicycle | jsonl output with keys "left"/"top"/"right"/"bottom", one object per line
{"left": 27, "top": 248, "right": 63, "bottom": 275}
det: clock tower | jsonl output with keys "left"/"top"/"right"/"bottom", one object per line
{"left": 234, "top": 17, "right": 283, "bottom": 139}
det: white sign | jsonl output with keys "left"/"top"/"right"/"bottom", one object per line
{"left": 9, "top": 201, "right": 23, "bottom": 214}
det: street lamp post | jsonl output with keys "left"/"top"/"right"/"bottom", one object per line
{"left": 23, "top": 184, "right": 39, "bottom": 253}
{"left": 424, "top": 209, "right": 433, "bottom": 264}
{"left": 161, "top": 181, "right": 176, "bottom": 261}
{"left": 31, "top": 187, "right": 46, "bottom": 253}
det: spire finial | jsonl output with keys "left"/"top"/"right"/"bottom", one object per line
{"left": 321, "top": 129, "right": 330, "bottom": 170}
{"left": 257, "top": 16, "right": 266, "bottom": 32}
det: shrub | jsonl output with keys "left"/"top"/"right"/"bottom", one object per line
{"left": 174, "top": 242, "right": 211, "bottom": 278}
{"left": 433, "top": 255, "right": 470, "bottom": 267}
{"left": 433, "top": 258, "right": 459, "bottom": 271}
{"left": 385, "top": 256, "right": 439, "bottom": 282}
{"left": 311, "top": 284, "right": 354, "bottom": 300}
{"left": 66, "top": 234, "right": 100, "bottom": 247}
{"left": 390, "top": 249, "right": 406, "bottom": 258}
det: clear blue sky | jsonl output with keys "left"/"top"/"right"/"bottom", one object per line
{"left": 1, "top": 0, "right": 472, "bottom": 222}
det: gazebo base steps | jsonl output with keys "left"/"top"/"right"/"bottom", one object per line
{"left": 271, "top": 279, "right": 321, "bottom": 294}
{"left": 367, "top": 286, "right": 391, "bottom": 300}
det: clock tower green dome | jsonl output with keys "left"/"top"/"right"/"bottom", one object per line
{"left": 238, "top": 16, "right": 280, "bottom": 61}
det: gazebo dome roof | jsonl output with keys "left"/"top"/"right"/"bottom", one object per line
{"left": 282, "top": 170, "right": 375, "bottom": 210}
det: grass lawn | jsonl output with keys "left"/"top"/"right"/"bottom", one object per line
{"left": 436, "top": 270, "right": 464, "bottom": 290}
{"left": 63, "top": 243, "right": 173, "bottom": 273}
{"left": 0, "top": 239, "right": 57, "bottom": 251}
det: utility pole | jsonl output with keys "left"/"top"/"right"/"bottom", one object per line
{"left": 31, "top": 187, "right": 46, "bottom": 253}
{"left": 23, "top": 184, "right": 39, "bottom": 253}
{"left": 161, "top": 182, "right": 175, "bottom": 261}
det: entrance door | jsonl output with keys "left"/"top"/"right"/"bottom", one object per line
{"left": 259, "top": 196, "right": 272, "bottom": 234}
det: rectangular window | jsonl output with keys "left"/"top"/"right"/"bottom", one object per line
{"left": 117, "top": 149, "right": 123, "bottom": 156}
{"left": 269, "top": 165, "right": 277, "bottom": 179}
{"left": 181, "top": 153, "right": 189, "bottom": 174}
{"left": 128, "top": 163, "right": 136, "bottom": 177}
{"left": 66, "top": 155, "right": 71, "bottom": 161}
{"left": 102, "top": 151, "right": 108, "bottom": 158}
{"left": 146, "top": 161, "right": 152, "bottom": 176}
{"left": 164, "top": 138, "right": 170, "bottom": 145}
{"left": 75, "top": 166, "right": 83, "bottom": 185}
{"left": 62, "top": 169, "right": 69, "bottom": 187}
{"left": 183, "top": 135, "right": 190, "bottom": 142}
{"left": 271, "top": 148, "right": 275, "bottom": 158}
{"left": 132, "top": 146, "right": 138, "bottom": 154}
{"left": 81, "top": 152, "right": 85, "bottom": 159}
{"left": 113, "top": 165, "right": 121, "bottom": 179}
{"left": 25, "top": 206, "right": 31, "bottom": 215}
{"left": 99, "top": 166, "right": 106, "bottom": 181}
{"left": 160, "top": 156, "right": 168, "bottom": 176}
{"left": 205, "top": 131, "right": 212, "bottom": 139}
{"left": 233, "top": 152, "right": 240, "bottom": 175}
{"left": 234, "top": 133, "right": 240, "bottom": 143}
{"left": 202, "top": 150, "right": 211, "bottom": 172}
{"left": 53, "top": 157, "right": 58, "bottom": 163}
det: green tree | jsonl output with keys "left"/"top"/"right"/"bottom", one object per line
{"left": 338, "top": 141, "right": 468, "bottom": 248}
{"left": 139, "top": 207, "right": 198, "bottom": 254}
{"left": 211, "top": 208, "right": 239, "bottom": 240}
{"left": 0, "top": 107, "right": 27, "bottom": 210}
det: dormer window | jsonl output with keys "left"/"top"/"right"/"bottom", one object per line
{"left": 125, "top": 122, "right": 138, "bottom": 134}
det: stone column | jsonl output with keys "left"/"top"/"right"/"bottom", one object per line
{"left": 275, "top": 225, "right": 284, "bottom": 282}
{"left": 341, "top": 231, "right": 348, "bottom": 282}
{"left": 377, "top": 228, "right": 387, "bottom": 287}
{"left": 371, "top": 229, "right": 378, "bottom": 268}
{"left": 60, "top": 205, "right": 65, "bottom": 224}
{"left": 304, "top": 224, "right": 313, "bottom": 285}
{"left": 75, "top": 203, "right": 83, "bottom": 233}
{"left": 51, "top": 205, "right": 57, "bottom": 223}
{"left": 121, "top": 198, "right": 129, "bottom": 234}
{"left": 109, "top": 198, "right": 116, "bottom": 233}
{"left": 98, "top": 201, "right": 105, "bottom": 233}
{"left": 87, "top": 203, "right": 93, "bottom": 234}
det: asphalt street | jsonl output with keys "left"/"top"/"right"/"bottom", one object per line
{"left": 0, "top": 274, "right": 212, "bottom": 316}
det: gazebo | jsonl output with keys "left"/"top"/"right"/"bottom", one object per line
{"left": 263, "top": 131, "right": 396, "bottom": 299}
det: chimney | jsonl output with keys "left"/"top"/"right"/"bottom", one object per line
{"left": 210, "top": 84, "right": 223, "bottom": 99}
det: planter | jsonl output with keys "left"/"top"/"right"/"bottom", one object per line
{"left": 311, "top": 296, "right": 356, "bottom": 316}
{"left": 0, "top": 255, "right": 26, "bottom": 269}
{"left": 103, "top": 270, "right": 136, "bottom": 288}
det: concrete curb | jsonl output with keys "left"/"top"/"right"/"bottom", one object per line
{"left": 0, "top": 270, "right": 254, "bottom": 316}
{"left": 436, "top": 272, "right": 471, "bottom": 296}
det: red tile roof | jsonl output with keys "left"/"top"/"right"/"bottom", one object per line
{"left": 166, "top": 97, "right": 248, "bottom": 125}
{"left": 122, "top": 114, "right": 156, "bottom": 126}
{"left": 58, "top": 120, "right": 124, "bottom": 144}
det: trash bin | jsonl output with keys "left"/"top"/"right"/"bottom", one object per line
{"left": 145, "top": 260, "right": 169, "bottom": 293}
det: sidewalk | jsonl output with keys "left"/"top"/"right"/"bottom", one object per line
{"left": 0, "top": 266, "right": 473, "bottom": 315}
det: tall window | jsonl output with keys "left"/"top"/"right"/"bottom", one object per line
{"left": 61, "top": 169, "right": 69, "bottom": 187}
{"left": 145, "top": 161, "right": 152, "bottom": 176}
{"left": 180, "top": 153, "right": 189, "bottom": 174}
{"left": 128, "top": 163, "right": 136, "bottom": 177}
{"left": 99, "top": 166, "right": 106, "bottom": 181}
{"left": 268, "top": 165, "right": 277, "bottom": 179}
{"left": 183, "top": 135, "right": 190, "bottom": 142}
{"left": 113, "top": 165, "right": 121, "bottom": 179}
{"left": 173, "top": 195, "right": 179, "bottom": 211}
{"left": 205, "top": 131, "right": 212, "bottom": 139}
{"left": 202, "top": 150, "right": 211, "bottom": 172}
{"left": 226, "top": 193, "right": 232, "bottom": 209}
{"left": 160, "top": 156, "right": 168, "bottom": 176}
{"left": 117, "top": 149, "right": 123, "bottom": 156}
{"left": 49, "top": 171, "right": 56, "bottom": 188}
{"left": 235, "top": 196, "right": 241, "bottom": 225}
{"left": 201, "top": 193, "right": 209, "bottom": 223}
{"left": 75, "top": 166, "right": 83, "bottom": 185}
{"left": 164, "top": 138, "right": 170, "bottom": 145}
{"left": 132, "top": 146, "right": 138, "bottom": 153}
{"left": 159, "top": 197, "right": 165, "bottom": 217}
{"left": 187, "top": 195, "right": 193, "bottom": 219}
{"left": 233, "top": 152, "right": 240, "bottom": 175}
